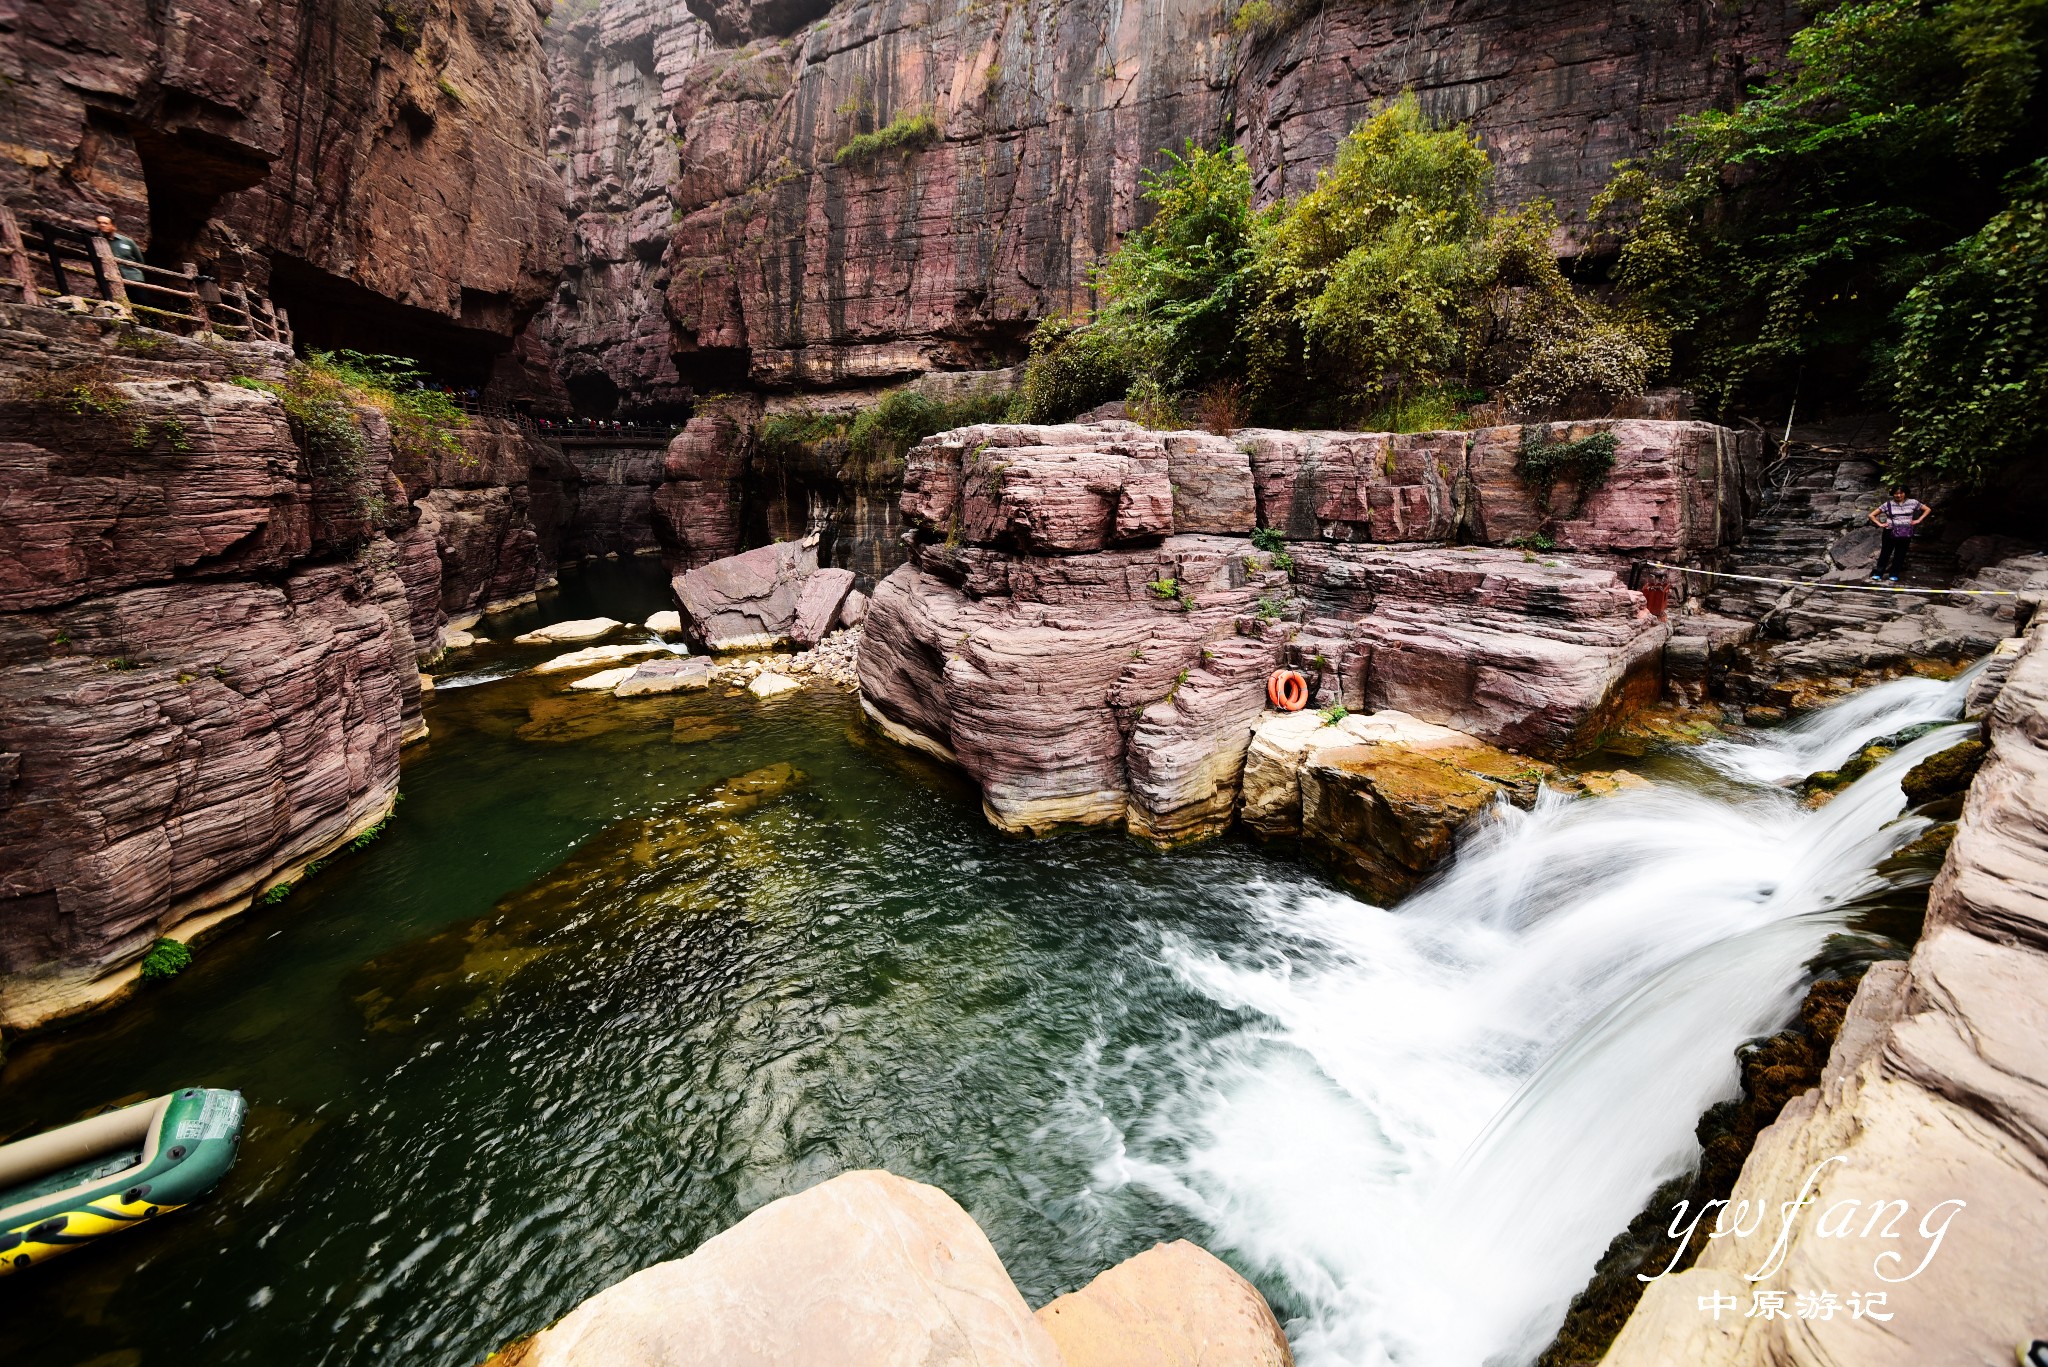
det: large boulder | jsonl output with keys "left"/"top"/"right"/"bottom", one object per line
{"left": 790, "top": 567, "right": 856, "bottom": 648}
{"left": 857, "top": 536, "right": 1286, "bottom": 835}
{"left": 1290, "top": 545, "right": 1669, "bottom": 757}
{"left": 1301, "top": 737, "right": 1547, "bottom": 903}
{"left": 498, "top": 1171, "right": 1065, "bottom": 1367}
{"left": 671, "top": 538, "right": 820, "bottom": 651}
{"left": 1035, "top": 1240, "right": 1293, "bottom": 1367}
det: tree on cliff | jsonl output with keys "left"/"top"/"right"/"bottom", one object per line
{"left": 1018, "top": 96, "right": 1655, "bottom": 430}
{"left": 1595, "top": 0, "right": 2048, "bottom": 483}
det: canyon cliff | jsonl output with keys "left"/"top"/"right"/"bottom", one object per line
{"left": 528, "top": 0, "right": 1801, "bottom": 411}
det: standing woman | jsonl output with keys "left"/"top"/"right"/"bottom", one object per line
{"left": 1868, "top": 486, "right": 1932, "bottom": 582}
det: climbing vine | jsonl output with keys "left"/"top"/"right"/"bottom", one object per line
{"left": 1514, "top": 429, "right": 1617, "bottom": 514}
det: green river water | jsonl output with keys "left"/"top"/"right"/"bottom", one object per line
{"left": 0, "top": 560, "right": 1314, "bottom": 1365}
{"left": 0, "top": 557, "right": 1948, "bottom": 1367}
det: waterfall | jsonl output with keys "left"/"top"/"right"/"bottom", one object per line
{"left": 1105, "top": 676, "right": 1975, "bottom": 1367}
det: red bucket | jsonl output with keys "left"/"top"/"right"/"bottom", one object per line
{"left": 1641, "top": 584, "right": 1670, "bottom": 619}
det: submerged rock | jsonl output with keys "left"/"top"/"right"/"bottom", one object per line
{"left": 515, "top": 617, "right": 623, "bottom": 645}
{"left": 533, "top": 643, "right": 671, "bottom": 674}
{"left": 1036, "top": 1240, "right": 1294, "bottom": 1367}
{"left": 669, "top": 716, "right": 741, "bottom": 746}
{"left": 614, "top": 658, "right": 713, "bottom": 697}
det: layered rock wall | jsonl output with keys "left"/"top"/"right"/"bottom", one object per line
{"left": 0, "top": 307, "right": 628, "bottom": 1032}
{"left": 856, "top": 418, "right": 1739, "bottom": 842}
{"left": 523, "top": 0, "right": 1799, "bottom": 407}
{"left": 4, "top": 0, "right": 564, "bottom": 363}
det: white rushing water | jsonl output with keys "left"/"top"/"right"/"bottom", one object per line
{"left": 1103, "top": 671, "right": 1977, "bottom": 1367}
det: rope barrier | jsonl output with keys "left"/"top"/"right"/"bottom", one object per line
{"left": 1644, "top": 562, "right": 2022, "bottom": 597}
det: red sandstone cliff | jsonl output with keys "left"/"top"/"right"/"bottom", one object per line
{"left": 523, "top": 0, "right": 1798, "bottom": 408}
{"left": 4, "top": 0, "right": 564, "bottom": 363}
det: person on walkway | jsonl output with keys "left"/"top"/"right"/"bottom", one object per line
{"left": 1868, "top": 485, "right": 1931, "bottom": 582}
{"left": 92, "top": 214, "right": 145, "bottom": 283}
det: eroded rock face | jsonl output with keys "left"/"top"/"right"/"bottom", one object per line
{"left": 0, "top": 380, "right": 308, "bottom": 612}
{"left": 0, "top": 563, "right": 415, "bottom": 1032}
{"left": 0, "top": 311, "right": 586, "bottom": 1028}
{"left": 503, "top": 1170, "right": 1067, "bottom": 1367}
{"left": 672, "top": 537, "right": 821, "bottom": 649}
{"left": 1240, "top": 420, "right": 1757, "bottom": 557}
{"left": 535, "top": 0, "right": 1796, "bottom": 396}
{"left": 536, "top": 0, "right": 714, "bottom": 416}
{"left": 1605, "top": 612, "right": 2048, "bottom": 1365}
{"left": 860, "top": 421, "right": 1708, "bottom": 839}
{"left": 653, "top": 399, "right": 759, "bottom": 570}
{"left": 5, "top": 0, "right": 562, "bottom": 347}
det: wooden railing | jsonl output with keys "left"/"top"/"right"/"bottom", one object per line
{"left": 1, "top": 206, "right": 292, "bottom": 346}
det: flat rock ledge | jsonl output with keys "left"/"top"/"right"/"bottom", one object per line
{"left": 1604, "top": 603, "right": 2048, "bottom": 1366}
{"left": 489, "top": 1170, "right": 1290, "bottom": 1367}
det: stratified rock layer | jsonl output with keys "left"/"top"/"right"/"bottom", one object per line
{"left": 0, "top": 310, "right": 613, "bottom": 1031}
{"left": 537, "top": 0, "right": 1796, "bottom": 399}
{"left": 6, "top": 0, "right": 562, "bottom": 352}
{"left": 859, "top": 419, "right": 1710, "bottom": 840}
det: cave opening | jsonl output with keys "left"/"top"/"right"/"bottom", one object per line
{"left": 126, "top": 111, "right": 271, "bottom": 272}
{"left": 266, "top": 255, "right": 507, "bottom": 387}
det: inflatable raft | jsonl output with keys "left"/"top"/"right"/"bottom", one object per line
{"left": 0, "top": 1088, "right": 245, "bottom": 1276}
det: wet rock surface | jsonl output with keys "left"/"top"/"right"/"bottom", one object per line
{"left": 1606, "top": 614, "right": 2048, "bottom": 1366}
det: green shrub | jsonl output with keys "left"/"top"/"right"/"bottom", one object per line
{"left": 1242, "top": 95, "right": 1493, "bottom": 423}
{"left": 1516, "top": 429, "right": 1617, "bottom": 513}
{"left": 1013, "top": 315, "right": 1137, "bottom": 423}
{"left": 1890, "top": 160, "right": 2048, "bottom": 485}
{"left": 1319, "top": 702, "right": 1349, "bottom": 725}
{"left": 834, "top": 112, "right": 941, "bottom": 166}
{"left": 257, "top": 882, "right": 295, "bottom": 906}
{"left": 758, "top": 386, "right": 1015, "bottom": 483}
{"left": 139, "top": 937, "right": 192, "bottom": 983}
{"left": 1250, "top": 526, "right": 1286, "bottom": 552}
{"left": 1592, "top": 0, "right": 2048, "bottom": 477}
{"left": 1045, "top": 97, "right": 1649, "bottom": 429}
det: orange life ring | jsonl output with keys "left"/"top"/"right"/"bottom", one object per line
{"left": 1268, "top": 669, "right": 1308, "bottom": 712}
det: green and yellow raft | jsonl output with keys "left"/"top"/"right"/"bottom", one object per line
{"left": 0, "top": 1088, "right": 245, "bottom": 1276}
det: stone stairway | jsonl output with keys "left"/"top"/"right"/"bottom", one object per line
{"left": 1672, "top": 426, "right": 2037, "bottom": 705}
